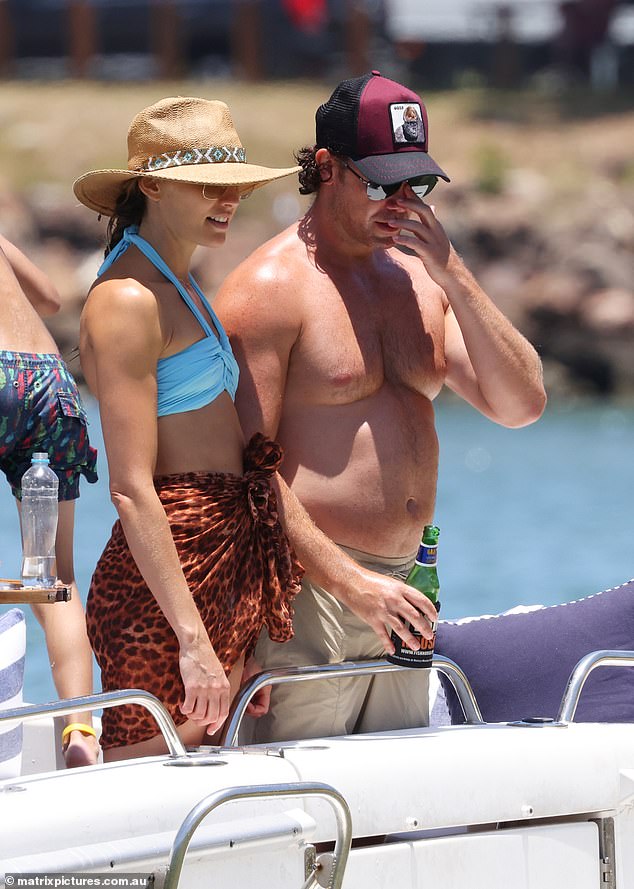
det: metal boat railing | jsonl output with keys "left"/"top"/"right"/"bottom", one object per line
{"left": 164, "top": 782, "right": 352, "bottom": 889}
{"left": 2, "top": 649, "right": 632, "bottom": 758}
{"left": 0, "top": 657, "right": 481, "bottom": 762}
{"left": 557, "top": 649, "right": 634, "bottom": 723}
{"left": 220, "top": 654, "right": 484, "bottom": 746}
{"left": 2, "top": 650, "right": 634, "bottom": 888}
{"left": 0, "top": 688, "right": 187, "bottom": 757}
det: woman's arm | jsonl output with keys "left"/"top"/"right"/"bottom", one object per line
{"left": 81, "top": 277, "right": 231, "bottom": 732}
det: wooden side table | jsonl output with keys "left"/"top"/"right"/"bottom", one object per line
{"left": 0, "top": 579, "right": 71, "bottom": 604}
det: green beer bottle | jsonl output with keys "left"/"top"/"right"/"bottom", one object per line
{"left": 386, "top": 524, "right": 440, "bottom": 669}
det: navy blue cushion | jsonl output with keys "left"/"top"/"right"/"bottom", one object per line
{"left": 435, "top": 580, "right": 634, "bottom": 724}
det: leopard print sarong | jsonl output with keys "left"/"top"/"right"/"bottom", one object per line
{"left": 86, "top": 434, "right": 303, "bottom": 749}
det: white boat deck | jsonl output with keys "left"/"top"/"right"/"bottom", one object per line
{"left": 2, "top": 652, "right": 634, "bottom": 888}
{"left": 2, "top": 721, "right": 634, "bottom": 888}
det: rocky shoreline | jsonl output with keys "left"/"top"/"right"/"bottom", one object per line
{"left": 442, "top": 178, "right": 634, "bottom": 398}
{"left": 1, "top": 80, "right": 632, "bottom": 399}
{"left": 2, "top": 166, "right": 633, "bottom": 399}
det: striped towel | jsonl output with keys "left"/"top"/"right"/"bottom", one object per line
{"left": 0, "top": 608, "right": 26, "bottom": 779}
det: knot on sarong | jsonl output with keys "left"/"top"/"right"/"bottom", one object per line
{"left": 243, "top": 433, "right": 284, "bottom": 474}
{"left": 244, "top": 433, "right": 283, "bottom": 526}
{"left": 246, "top": 475, "right": 278, "bottom": 526}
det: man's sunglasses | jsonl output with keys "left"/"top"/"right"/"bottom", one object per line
{"left": 343, "top": 161, "right": 438, "bottom": 202}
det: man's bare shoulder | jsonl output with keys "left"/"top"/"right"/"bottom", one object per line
{"left": 219, "top": 223, "right": 306, "bottom": 299}
{"left": 215, "top": 223, "right": 309, "bottom": 338}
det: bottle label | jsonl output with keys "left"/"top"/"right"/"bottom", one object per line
{"left": 386, "top": 624, "right": 436, "bottom": 669}
{"left": 415, "top": 543, "right": 437, "bottom": 566}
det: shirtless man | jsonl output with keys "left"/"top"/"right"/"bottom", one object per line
{"left": 0, "top": 235, "right": 99, "bottom": 766}
{"left": 215, "top": 71, "right": 547, "bottom": 742}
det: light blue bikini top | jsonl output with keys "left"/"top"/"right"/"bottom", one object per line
{"left": 97, "top": 226, "right": 239, "bottom": 417}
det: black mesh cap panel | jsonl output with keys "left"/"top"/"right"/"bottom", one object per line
{"left": 315, "top": 73, "right": 373, "bottom": 155}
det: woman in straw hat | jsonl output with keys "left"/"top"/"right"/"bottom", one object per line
{"left": 75, "top": 96, "right": 303, "bottom": 760}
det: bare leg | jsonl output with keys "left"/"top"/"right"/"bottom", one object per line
{"left": 104, "top": 657, "right": 245, "bottom": 762}
{"left": 22, "top": 499, "right": 99, "bottom": 767}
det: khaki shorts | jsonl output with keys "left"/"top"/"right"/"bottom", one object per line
{"left": 243, "top": 545, "right": 430, "bottom": 744}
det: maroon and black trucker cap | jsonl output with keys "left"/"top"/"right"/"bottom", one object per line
{"left": 315, "top": 70, "right": 450, "bottom": 186}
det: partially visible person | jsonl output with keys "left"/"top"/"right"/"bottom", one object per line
{"left": 0, "top": 234, "right": 99, "bottom": 768}
{"left": 215, "top": 71, "right": 547, "bottom": 743}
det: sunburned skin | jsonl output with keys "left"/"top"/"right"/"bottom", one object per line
{"left": 227, "top": 221, "right": 448, "bottom": 557}
{"left": 276, "top": 389, "right": 440, "bottom": 557}
{"left": 306, "top": 254, "right": 440, "bottom": 544}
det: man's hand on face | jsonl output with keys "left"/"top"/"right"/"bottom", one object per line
{"left": 387, "top": 194, "right": 455, "bottom": 287}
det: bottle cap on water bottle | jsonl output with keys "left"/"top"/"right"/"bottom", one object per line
{"left": 31, "top": 452, "right": 50, "bottom": 464}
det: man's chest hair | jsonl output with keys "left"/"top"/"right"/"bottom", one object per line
{"left": 291, "top": 295, "right": 446, "bottom": 401}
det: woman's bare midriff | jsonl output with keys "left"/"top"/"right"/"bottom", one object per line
{"left": 154, "top": 392, "right": 245, "bottom": 477}
{"left": 276, "top": 385, "right": 439, "bottom": 557}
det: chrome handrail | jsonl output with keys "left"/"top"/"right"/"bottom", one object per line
{"left": 164, "top": 781, "right": 352, "bottom": 889}
{"left": 0, "top": 688, "right": 187, "bottom": 758}
{"left": 220, "top": 655, "right": 483, "bottom": 746}
{"left": 557, "top": 650, "right": 634, "bottom": 724}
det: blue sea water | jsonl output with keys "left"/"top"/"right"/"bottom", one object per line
{"left": 0, "top": 395, "right": 632, "bottom": 704}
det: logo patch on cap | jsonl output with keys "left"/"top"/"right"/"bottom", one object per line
{"left": 389, "top": 103, "right": 425, "bottom": 146}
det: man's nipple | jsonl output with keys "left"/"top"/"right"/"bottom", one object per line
{"left": 331, "top": 371, "right": 355, "bottom": 387}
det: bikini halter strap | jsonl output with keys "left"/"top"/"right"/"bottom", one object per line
{"left": 97, "top": 225, "right": 215, "bottom": 338}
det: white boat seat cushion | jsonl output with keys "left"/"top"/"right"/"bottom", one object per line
{"left": 0, "top": 608, "right": 26, "bottom": 779}
{"left": 435, "top": 579, "right": 634, "bottom": 724}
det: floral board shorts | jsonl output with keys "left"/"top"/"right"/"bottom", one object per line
{"left": 0, "top": 351, "right": 98, "bottom": 500}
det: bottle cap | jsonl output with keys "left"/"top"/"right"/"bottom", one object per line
{"left": 32, "top": 452, "right": 50, "bottom": 464}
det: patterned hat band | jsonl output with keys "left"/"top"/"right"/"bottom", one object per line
{"left": 142, "top": 146, "right": 247, "bottom": 172}
{"left": 73, "top": 97, "right": 300, "bottom": 216}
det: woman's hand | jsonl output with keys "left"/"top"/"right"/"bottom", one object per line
{"left": 179, "top": 636, "right": 231, "bottom": 733}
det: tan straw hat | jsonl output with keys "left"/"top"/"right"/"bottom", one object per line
{"left": 73, "top": 96, "right": 300, "bottom": 216}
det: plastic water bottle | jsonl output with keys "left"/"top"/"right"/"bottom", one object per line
{"left": 20, "top": 452, "right": 59, "bottom": 588}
